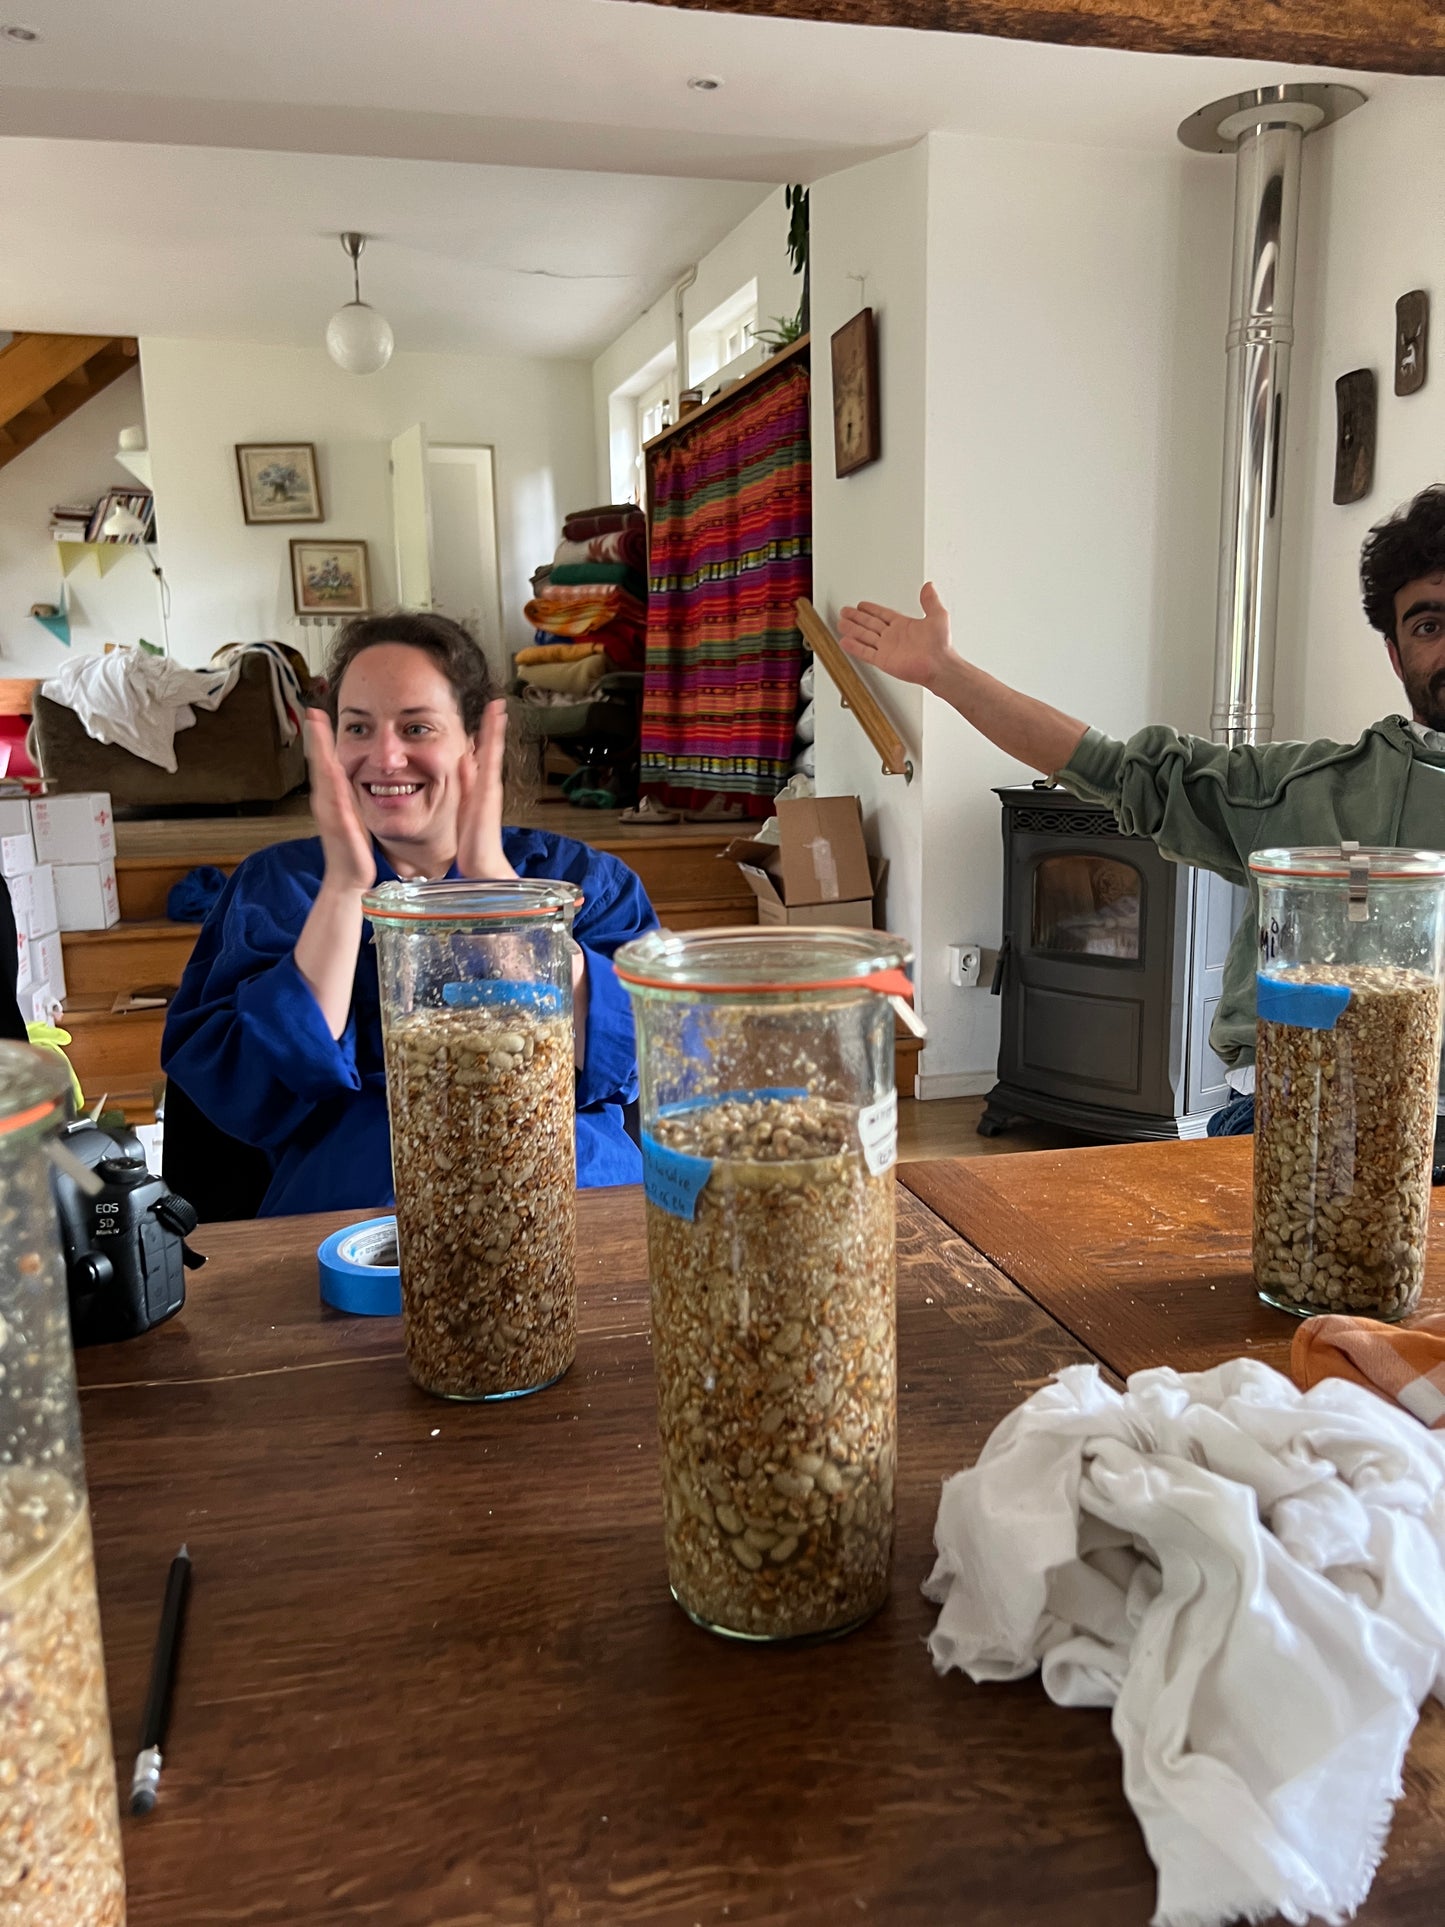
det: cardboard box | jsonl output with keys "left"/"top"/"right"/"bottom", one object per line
{"left": 34, "top": 928, "right": 66, "bottom": 1005}
{"left": 6, "top": 868, "right": 35, "bottom": 932}
{"left": 54, "top": 857, "right": 120, "bottom": 931}
{"left": 1, "top": 830, "right": 36, "bottom": 877}
{"left": 744, "top": 858, "right": 889, "bottom": 927}
{"left": 20, "top": 864, "right": 58, "bottom": 939}
{"left": 14, "top": 925, "right": 30, "bottom": 996}
{"left": 723, "top": 795, "right": 885, "bottom": 928}
{"left": 0, "top": 797, "right": 32, "bottom": 844}
{"left": 30, "top": 792, "right": 115, "bottom": 866}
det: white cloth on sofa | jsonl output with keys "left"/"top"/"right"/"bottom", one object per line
{"left": 42, "top": 649, "right": 238, "bottom": 772}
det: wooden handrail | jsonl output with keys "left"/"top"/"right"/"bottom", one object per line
{"left": 795, "top": 598, "right": 914, "bottom": 782}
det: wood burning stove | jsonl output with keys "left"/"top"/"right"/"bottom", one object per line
{"left": 979, "top": 786, "right": 1243, "bottom": 1142}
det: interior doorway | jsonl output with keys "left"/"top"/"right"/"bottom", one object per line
{"left": 428, "top": 444, "right": 504, "bottom": 681}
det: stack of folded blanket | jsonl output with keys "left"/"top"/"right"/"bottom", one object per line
{"left": 522, "top": 503, "right": 647, "bottom": 675}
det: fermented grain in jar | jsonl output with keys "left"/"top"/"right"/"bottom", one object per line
{"left": 0, "top": 1044, "right": 127, "bottom": 1924}
{"left": 1250, "top": 846, "right": 1445, "bottom": 1319}
{"left": 365, "top": 880, "right": 580, "bottom": 1399}
{"left": 616, "top": 927, "right": 911, "bottom": 1641}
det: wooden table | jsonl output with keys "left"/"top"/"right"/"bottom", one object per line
{"left": 900, "top": 1135, "right": 1445, "bottom": 1381}
{"left": 76, "top": 1159, "right": 1444, "bottom": 1924}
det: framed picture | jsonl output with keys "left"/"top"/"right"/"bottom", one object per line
{"left": 831, "top": 308, "right": 881, "bottom": 478}
{"left": 236, "top": 443, "right": 323, "bottom": 523}
{"left": 290, "top": 539, "right": 371, "bottom": 616}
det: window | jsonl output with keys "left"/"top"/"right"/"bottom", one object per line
{"left": 1032, "top": 855, "right": 1143, "bottom": 960}
{"left": 637, "top": 373, "right": 671, "bottom": 448}
{"left": 688, "top": 280, "right": 759, "bottom": 387}
{"left": 607, "top": 345, "right": 676, "bottom": 505}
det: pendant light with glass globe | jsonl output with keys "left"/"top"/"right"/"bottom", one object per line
{"left": 326, "top": 232, "right": 394, "bottom": 375}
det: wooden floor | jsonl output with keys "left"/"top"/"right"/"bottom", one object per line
{"left": 896, "top": 1094, "right": 1086, "bottom": 1163}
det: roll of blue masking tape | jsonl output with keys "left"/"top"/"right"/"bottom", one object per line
{"left": 318, "top": 1216, "right": 402, "bottom": 1316}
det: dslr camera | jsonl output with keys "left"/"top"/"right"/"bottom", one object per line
{"left": 52, "top": 1117, "right": 204, "bottom": 1347}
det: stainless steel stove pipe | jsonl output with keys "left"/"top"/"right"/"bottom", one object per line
{"left": 1179, "top": 84, "right": 1364, "bottom": 746}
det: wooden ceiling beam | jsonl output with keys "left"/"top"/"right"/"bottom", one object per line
{"left": 0, "top": 334, "right": 138, "bottom": 472}
{"left": 613, "top": 0, "right": 1445, "bottom": 77}
{"left": 0, "top": 331, "right": 113, "bottom": 428}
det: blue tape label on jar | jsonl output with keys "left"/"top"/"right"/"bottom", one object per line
{"left": 1256, "top": 974, "right": 1353, "bottom": 1031}
{"left": 643, "top": 1089, "right": 812, "bottom": 1220}
{"left": 442, "top": 980, "right": 564, "bottom": 1016}
{"left": 642, "top": 1137, "right": 714, "bottom": 1221}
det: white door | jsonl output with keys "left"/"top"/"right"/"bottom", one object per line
{"left": 390, "top": 422, "right": 434, "bottom": 609}
{"left": 427, "top": 445, "right": 504, "bottom": 679}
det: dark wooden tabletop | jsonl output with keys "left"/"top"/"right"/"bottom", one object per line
{"left": 902, "top": 1136, "right": 1309, "bottom": 1380}
{"left": 76, "top": 1165, "right": 1445, "bottom": 1925}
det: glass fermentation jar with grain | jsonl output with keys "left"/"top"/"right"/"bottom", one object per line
{"left": 364, "top": 879, "right": 581, "bottom": 1399}
{"left": 0, "top": 1043, "right": 127, "bottom": 1925}
{"left": 1251, "top": 845, "right": 1445, "bottom": 1320}
{"left": 615, "top": 926, "right": 912, "bottom": 1643}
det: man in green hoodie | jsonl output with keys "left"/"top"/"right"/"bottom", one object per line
{"left": 837, "top": 482, "right": 1445, "bottom": 1135}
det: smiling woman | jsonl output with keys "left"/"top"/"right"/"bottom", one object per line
{"left": 161, "top": 611, "right": 658, "bottom": 1216}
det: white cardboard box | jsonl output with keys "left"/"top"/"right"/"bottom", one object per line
{"left": 15, "top": 925, "right": 31, "bottom": 995}
{"left": 22, "top": 865, "right": 57, "bottom": 940}
{"left": 6, "top": 868, "right": 35, "bottom": 932}
{"left": 31, "top": 792, "right": 115, "bottom": 866}
{"left": 0, "top": 798, "right": 32, "bottom": 843}
{"left": 34, "top": 929, "right": 66, "bottom": 1005}
{"left": 54, "top": 857, "right": 120, "bottom": 931}
{"left": 1, "top": 831, "right": 36, "bottom": 878}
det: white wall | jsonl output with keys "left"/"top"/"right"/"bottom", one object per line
{"left": 914, "top": 131, "right": 1229, "bottom": 1090}
{"left": 810, "top": 132, "right": 1230, "bottom": 1093}
{"left": 0, "top": 368, "right": 163, "bottom": 672}
{"left": 810, "top": 142, "right": 930, "bottom": 991}
{"left": 139, "top": 338, "right": 595, "bottom": 668}
{"left": 1277, "top": 87, "right": 1445, "bottom": 744}
{"left": 590, "top": 185, "right": 796, "bottom": 499}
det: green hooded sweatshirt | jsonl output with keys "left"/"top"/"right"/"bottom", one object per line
{"left": 1058, "top": 715, "right": 1445, "bottom": 1076}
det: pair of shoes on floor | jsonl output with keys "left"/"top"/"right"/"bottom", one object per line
{"left": 617, "top": 795, "right": 680, "bottom": 825}
{"left": 682, "top": 795, "right": 748, "bottom": 823}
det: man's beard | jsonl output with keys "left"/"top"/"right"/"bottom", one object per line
{"left": 1403, "top": 663, "right": 1445, "bottom": 733}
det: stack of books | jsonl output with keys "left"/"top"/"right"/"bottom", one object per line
{"left": 86, "top": 489, "right": 156, "bottom": 543}
{"left": 49, "top": 503, "right": 93, "bottom": 542}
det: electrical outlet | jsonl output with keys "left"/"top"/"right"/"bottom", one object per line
{"left": 947, "top": 943, "right": 982, "bottom": 988}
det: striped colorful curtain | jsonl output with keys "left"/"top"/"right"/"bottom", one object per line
{"left": 642, "top": 357, "right": 811, "bottom": 815}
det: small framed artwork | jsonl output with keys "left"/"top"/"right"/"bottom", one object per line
{"left": 1332, "top": 369, "right": 1376, "bottom": 505}
{"left": 236, "top": 443, "right": 323, "bottom": 523}
{"left": 290, "top": 539, "right": 371, "bottom": 616}
{"left": 831, "top": 307, "right": 881, "bottom": 478}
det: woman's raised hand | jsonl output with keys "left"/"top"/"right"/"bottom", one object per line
{"left": 305, "top": 708, "right": 375, "bottom": 895}
{"left": 837, "top": 581, "right": 957, "bottom": 690}
{"left": 456, "top": 698, "right": 517, "bottom": 881}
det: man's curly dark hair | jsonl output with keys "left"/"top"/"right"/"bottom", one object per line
{"left": 1360, "top": 485, "right": 1445, "bottom": 639}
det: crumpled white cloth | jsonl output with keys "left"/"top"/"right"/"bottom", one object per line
{"left": 925, "top": 1359, "right": 1445, "bottom": 1927}
{"left": 42, "top": 650, "right": 238, "bottom": 771}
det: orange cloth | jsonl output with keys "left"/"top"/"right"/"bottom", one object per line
{"left": 513, "top": 640, "right": 604, "bottom": 666}
{"left": 1291, "top": 1312, "right": 1445, "bottom": 1430}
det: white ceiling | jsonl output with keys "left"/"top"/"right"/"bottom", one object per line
{"left": 0, "top": 0, "right": 1431, "bottom": 360}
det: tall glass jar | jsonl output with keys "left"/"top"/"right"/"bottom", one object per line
{"left": 615, "top": 926, "right": 912, "bottom": 1643}
{"left": 0, "top": 1043, "right": 127, "bottom": 1924}
{"left": 1251, "top": 846, "right": 1445, "bottom": 1319}
{"left": 364, "top": 879, "right": 580, "bottom": 1400}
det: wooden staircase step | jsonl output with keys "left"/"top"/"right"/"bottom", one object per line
{"left": 58, "top": 997, "right": 167, "bottom": 1095}
{"left": 60, "top": 919, "right": 201, "bottom": 997}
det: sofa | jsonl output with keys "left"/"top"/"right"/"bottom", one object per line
{"left": 31, "top": 652, "right": 307, "bottom": 810}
